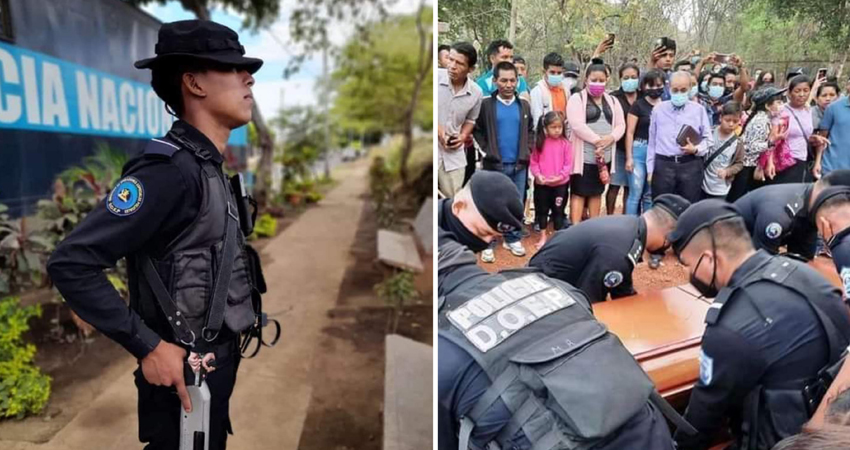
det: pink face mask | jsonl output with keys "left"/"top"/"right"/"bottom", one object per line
{"left": 587, "top": 82, "right": 606, "bottom": 97}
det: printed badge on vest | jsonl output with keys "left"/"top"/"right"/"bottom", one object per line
{"left": 447, "top": 274, "right": 576, "bottom": 352}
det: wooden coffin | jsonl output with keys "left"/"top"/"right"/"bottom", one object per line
{"left": 594, "top": 257, "right": 842, "bottom": 412}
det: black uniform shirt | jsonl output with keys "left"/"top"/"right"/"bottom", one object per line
{"left": 438, "top": 232, "right": 673, "bottom": 450}
{"left": 829, "top": 226, "right": 850, "bottom": 300}
{"left": 528, "top": 215, "right": 645, "bottom": 303}
{"left": 676, "top": 250, "right": 849, "bottom": 450}
{"left": 47, "top": 120, "right": 224, "bottom": 360}
{"left": 734, "top": 183, "right": 817, "bottom": 259}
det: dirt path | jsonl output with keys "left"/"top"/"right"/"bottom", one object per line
{"left": 296, "top": 192, "right": 432, "bottom": 450}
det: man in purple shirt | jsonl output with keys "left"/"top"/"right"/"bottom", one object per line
{"left": 648, "top": 71, "right": 714, "bottom": 204}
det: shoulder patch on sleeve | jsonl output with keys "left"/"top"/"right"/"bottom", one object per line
{"left": 699, "top": 349, "right": 714, "bottom": 386}
{"left": 603, "top": 271, "right": 624, "bottom": 289}
{"left": 765, "top": 222, "right": 783, "bottom": 240}
{"left": 841, "top": 267, "right": 850, "bottom": 299}
{"left": 106, "top": 176, "right": 144, "bottom": 216}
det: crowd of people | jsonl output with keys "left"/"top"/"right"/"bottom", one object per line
{"left": 437, "top": 36, "right": 850, "bottom": 264}
{"left": 438, "top": 35, "right": 850, "bottom": 450}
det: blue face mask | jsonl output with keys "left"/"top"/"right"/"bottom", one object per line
{"left": 547, "top": 74, "right": 563, "bottom": 86}
{"left": 700, "top": 81, "right": 709, "bottom": 93}
{"left": 688, "top": 85, "right": 699, "bottom": 99}
{"left": 671, "top": 92, "right": 689, "bottom": 107}
{"left": 709, "top": 85, "right": 725, "bottom": 100}
{"left": 691, "top": 56, "right": 702, "bottom": 66}
{"left": 621, "top": 78, "right": 639, "bottom": 93}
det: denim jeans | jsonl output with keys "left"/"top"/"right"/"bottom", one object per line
{"left": 487, "top": 163, "right": 527, "bottom": 245}
{"left": 626, "top": 140, "right": 652, "bottom": 215}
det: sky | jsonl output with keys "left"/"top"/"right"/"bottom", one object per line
{"left": 140, "top": 0, "right": 431, "bottom": 121}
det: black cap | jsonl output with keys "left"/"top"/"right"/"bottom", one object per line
{"left": 811, "top": 186, "right": 850, "bottom": 218}
{"left": 750, "top": 86, "right": 788, "bottom": 108}
{"left": 823, "top": 169, "right": 850, "bottom": 188}
{"left": 653, "top": 194, "right": 691, "bottom": 219}
{"left": 135, "top": 20, "right": 263, "bottom": 74}
{"left": 468, "top": 171, "right": 524, "bottom": 234}
{"left": 563, "top": 62, "right": 580, "bottom": 77}
{"left": 668, "top": 200, "right": 741, "bottom": 255}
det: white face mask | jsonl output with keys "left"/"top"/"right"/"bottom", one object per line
{"left": 562, "top": 77, "right": 577, "bottom": 92}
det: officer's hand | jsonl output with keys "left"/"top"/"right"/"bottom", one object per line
{"left": 141, "top": 341, "right": 192, "bottom": 412}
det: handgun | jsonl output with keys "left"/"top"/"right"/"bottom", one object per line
{"left": 180, "top": 357, "right": 215, "bottom": 450}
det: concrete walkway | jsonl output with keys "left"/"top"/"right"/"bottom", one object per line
{"left": 4, "top": 159, "right": 371, "bottom": 450}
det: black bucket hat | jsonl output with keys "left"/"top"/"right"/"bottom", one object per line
{"left": 750, "top": 86, "right": 788, "bottom": 108}
{"left": 135, "top": 20, "right": 263, "bottom": 74}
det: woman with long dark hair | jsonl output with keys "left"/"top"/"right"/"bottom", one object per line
{"left": 607, "top": 63, "right": 640, "bottom": 214}
{"left": 772, "top": 75, "right": 830, "bottom": 183}
{"left": 624, "top": 69, "right": 665, "bottom": 215}
{"left": 565, "top": 62, "right": 625, "bottom": 224}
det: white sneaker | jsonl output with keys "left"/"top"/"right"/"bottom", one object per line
{"left": 503, "top": 240, "right": 526, "bottom": 257}
{"left": 481, "top": 248, "right": 496, "bottom": 263}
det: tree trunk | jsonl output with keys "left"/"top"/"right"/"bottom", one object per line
{"left": 399, "top": 2, "right": 433, "bottom": 186}
{"left": 182, "top": 0, "right": 210, "bottom": 20}
{"left": 509, "top": 0, "right": 517, "bottom": 44}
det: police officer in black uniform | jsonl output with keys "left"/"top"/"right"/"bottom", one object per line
{"left": 527, "top": 194, "right": 690, "bottom": 304}
{"left": 733, "top": 169, "right": 850, "bottom": 260}
{"left": 438, "top": 172, "right": 681, "bottom": 450}
{"left": 668, "top": 200, "right": 850, "bottom": 450}
{"left": 438, "top": 171, "right": 526, "bottom": 254}
{"left": 47, "top": 20, "right": 264, "bottom": 449}
{"left": 811, "top": 185, "right": 850, "bottom": 300}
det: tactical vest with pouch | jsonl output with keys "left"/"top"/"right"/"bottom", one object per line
{"left": 439, "top": 267, "right": 679, "bottom": 450}
{"left": 129, "top": 131, "right": 258, "bottom": 352}
{"left": 705, "top": 255, "right": 850, "bottom": 450}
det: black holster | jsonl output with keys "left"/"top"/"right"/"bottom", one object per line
{"left": 230, "top": 173, "right": 256, "bottom": 237}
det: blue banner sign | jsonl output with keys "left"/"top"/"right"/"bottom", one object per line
{"left": 0, "top": 41, "right": 247, "bottom": 145}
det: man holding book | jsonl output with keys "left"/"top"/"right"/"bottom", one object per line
{"left": 647, "top": 71, "right": 714, "bottom": 203}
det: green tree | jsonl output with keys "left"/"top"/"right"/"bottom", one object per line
{"left": 761, "top": 0, "right": 850, "bottom": 53}
{"left": 271, "top": 106, "right": 327, "bottom": 184}
{"left": 331, "top": 7, "right": 433, "bottom": 184}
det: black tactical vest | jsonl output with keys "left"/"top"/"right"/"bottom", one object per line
{"left": 439, "top": 268, "right": 656, "bottom": 450}
{"left": 128, "top": 133, "right": 256, "bottom": 349}
{"left": 706, "top": 255, "right": 850, "bottom": 450}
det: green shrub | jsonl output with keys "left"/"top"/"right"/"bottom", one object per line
{"left": 369, "top": 157, "right": 397, "bottom": 227}
{"left": 0, "top": 297, "right": 51, "bottom": 419}
{"left": 375, "top": 271, "right": 419, "bottom": 333}
{"left": 252, "top": 213, "right": 278, "bottom": 238}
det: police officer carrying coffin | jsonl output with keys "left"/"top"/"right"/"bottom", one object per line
{"left": 47, "top": 20, "right": 268, "bottom": 449}
{"left": 438, "top": 171, "right": 525, "bottom": 254}
{"left": 527, "top": 194, "right": 690, "bottom": 304}
{"left": 811, "top": 185, "right": 850, "bottom": 300}
{"left": 733, "top": 169, "right": 850, "bottom": 260}
{"left": 668, "top": 200, "right": 850, "bottom": 450}
{"left": 438, "top": 171, "right": 686, "bottom": 450}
